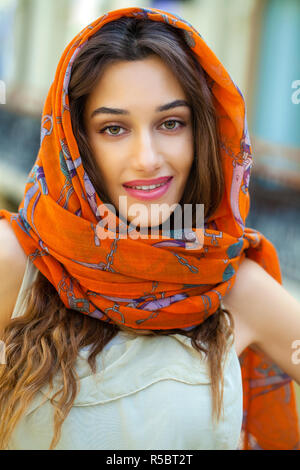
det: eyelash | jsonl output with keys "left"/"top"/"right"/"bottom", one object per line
{"left": 98, "top": 119, "right": 186, "bottom": 137}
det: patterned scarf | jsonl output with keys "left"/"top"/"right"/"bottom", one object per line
{"left": 0, "top": 6, "right": 299, "bottom": 450}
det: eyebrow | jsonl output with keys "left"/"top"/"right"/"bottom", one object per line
{"left": 90, "top": 99, "right": 191, "bottom": 118}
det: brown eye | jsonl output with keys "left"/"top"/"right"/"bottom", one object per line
{"left": 99, "top": 125, "right": 125, "bottom": 136}
{"left": 161, "top": 120, "right": 184, "bottom": 131}
{"left": 107, "top": 126, "right": 122, "bottom": 135}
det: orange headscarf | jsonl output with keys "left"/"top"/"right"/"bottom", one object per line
{"left": 0, "top": 6, "right": 299, "bottom": 450}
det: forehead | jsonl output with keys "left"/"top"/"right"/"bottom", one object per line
{"left": 86, "top": 56, "right": 187, "bottom": 110}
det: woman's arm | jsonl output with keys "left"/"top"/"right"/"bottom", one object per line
{"left": 223, "top": 257, "right": 300, "bottom": 384}
{"left": 0, "top": 219, "right": 27, "bottom": 338}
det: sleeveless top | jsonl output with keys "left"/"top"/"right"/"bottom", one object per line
{"left": 7, "top": 257, "right": 243, "bottom": 450}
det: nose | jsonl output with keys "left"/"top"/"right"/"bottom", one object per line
{"left": 131, "top": 130, "right": 162, "bottom": 173}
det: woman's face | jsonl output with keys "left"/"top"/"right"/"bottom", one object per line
{"left": 84, "top": 55, "right": 194, "bottom": 230}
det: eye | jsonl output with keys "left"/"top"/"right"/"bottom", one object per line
{"left": 99, "top": 119, "right": 185, "bottom": 137}
{"left": 160, "top": 120, "right": 185, "bottom": 131}
{"left": 99, "top": 125, "right": 126, "bottom": 136}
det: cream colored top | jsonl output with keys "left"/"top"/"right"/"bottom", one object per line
{"left": 7, "top": 257, "right": 243, "bottom": 450}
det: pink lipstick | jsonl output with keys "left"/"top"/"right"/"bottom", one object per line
{"left": 122, "top": 176, "right": 173, "bottom": 201}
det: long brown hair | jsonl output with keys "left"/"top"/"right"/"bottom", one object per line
{"left": 0, "top": 17, "right": 234, "bottom": 450}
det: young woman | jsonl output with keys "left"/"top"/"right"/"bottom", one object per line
{"left": 0, "top": 6, "right": 299, "bottom": 450}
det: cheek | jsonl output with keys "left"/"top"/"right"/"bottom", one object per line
{"left": 173, "top": 132, "right": 194, "bottom": 163}
{"left": 177, "top": 146, "right": 194, "bottom": 176}
{"left": 178, "top": 157, "right": 194, "bottom": 190}
{"left": 98, "top": 160, "right": 119, "bottom": 186}
{"left": 89, "top": 142, "right": 119, "bottom": 180}
{"left": 166, "top": 134, "right": 193, "bottom": 157}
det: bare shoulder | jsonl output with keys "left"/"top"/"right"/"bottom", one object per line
{"left": 0, "top": 218, "right": 27, "bottom": 266}
{"left": 0, "top": 218, "right": 27, "bottom": 335}
{"left": 223, "top": 256, "right": 300, "bottom": 383}
{"left": 223, "top": 257, "right": 266, "bottom": 305}
{"left": 223, "top": 256, "right": 300, "bottom": 360}
{"left": 222, "top": 258, "right": 261, "bottom": 355}
{"left": 223, "top": 255, "right": 288, "bottom": 313}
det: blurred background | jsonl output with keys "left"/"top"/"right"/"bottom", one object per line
{"left": 0, "top": 0, "right": 299, "bottom": 414}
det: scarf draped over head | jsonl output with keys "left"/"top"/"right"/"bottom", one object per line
{"left": 0, "top": 6, "right": 299, "bottom": 450}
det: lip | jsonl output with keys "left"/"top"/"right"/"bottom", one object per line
{"left": 123, "top": 176, "right": 172, "bottom": 187}
{"left": 123, "top": 176, "right": 173, "bottom": 201}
